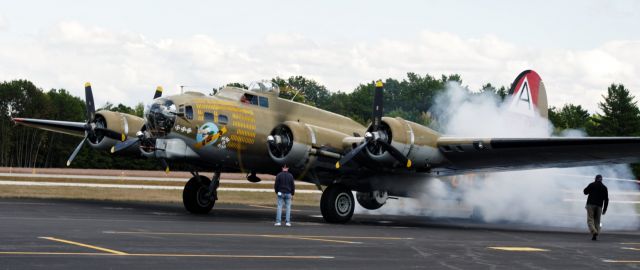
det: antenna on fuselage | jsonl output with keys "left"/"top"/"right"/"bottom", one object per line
{"left": 289, "top": 79, "right": 306, "bottom": 101}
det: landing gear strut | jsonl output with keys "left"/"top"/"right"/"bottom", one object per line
{"left": 183, "top": 172, "right": 219, "bottom": 214}
{"left": 320, "top": 184, "right": 355, "bottom": 223}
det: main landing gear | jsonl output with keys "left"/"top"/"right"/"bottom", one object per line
{"left": 320, "top": 184, "right": 355, "bottom": 223}
{"left": 183, "top": 171, "right": 220, "bottom": 214}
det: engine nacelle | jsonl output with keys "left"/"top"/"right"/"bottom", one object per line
{"left": 267, "top": 122, "right": 312, "bottom": 168}
{"left": 361, "top": 117, "right": 445, "bottom": 169}
{"left": 87, "top": 110, "right": 145, "bottom": 151}
{"left": 268, "top": 121, "right": 350, "bottom": 168}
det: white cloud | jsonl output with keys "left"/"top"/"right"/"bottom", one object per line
{"left": 0, "top": 21, "right": 639, "bottom": 113}
{"left": 0, "top": 15, "right": 7, "bottom": 31}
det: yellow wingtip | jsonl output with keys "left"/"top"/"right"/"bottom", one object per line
{"left": 375, "top": 80, "right": 383, "bottom": 88}
{"left": 84, "top": 82, "right": 91, "bottom": 88}
{"left": 335, "top": 162, "right": 340, "bottom": 169}
{"left": 407, "top": 159, "right": 412, "bottom": 168}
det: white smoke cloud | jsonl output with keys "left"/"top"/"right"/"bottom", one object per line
{"left": 0, "top": 21, "right": 640, "bottom": 112}
{"left": 357, "top": 82, "right": 640, "bottom": 231}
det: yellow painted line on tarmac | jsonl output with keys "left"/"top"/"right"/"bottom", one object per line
{"left": 488, "top": 247, "right": 549, "bottom": 252}
{"left": 249, "top": 204, "right": 303, "bottom": 212}
{"left": 104, "top": 231, "right": 413, "bottom": 241}
{"left": 39, "top": 236, "right": 128, "bottom": 255}
{"left": 0, "top": 251, "right": 333, "bottom": 259}
{"left": 262, "top": 235, "right": 361, "bottom": 245}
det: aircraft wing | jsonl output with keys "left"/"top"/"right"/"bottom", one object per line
{"left": 12, "top": 117, "right": 86, "bottom": 137}
{"left": 436, "top": 137, "right": 640, "bottom": 173}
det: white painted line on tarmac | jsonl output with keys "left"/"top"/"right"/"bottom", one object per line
{"left": 0, "top": 173, "right": 314, "bottom": 185}
{"left": 563, "top": 198, "right": 640, "bottom": 204}
{"left": 0, "top": 180, "right": 321, "bottom": 193}
{"left": 562, "top": 189, "right": 640, "bottom": 196}
{"left": 0, "top": 173, "right": 186, "bottom": 182}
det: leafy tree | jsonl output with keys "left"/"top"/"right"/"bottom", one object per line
{"left": 549, "top": 104, "right": 590, "bottom": 132}
{"left": 588, "top": 84, "right": 640, "bottom": 136}
{"left": 479, "top": 83, "right": 507, "bottom": 101}
{"left": 226, "top": 82, "right": 248, "bottom": 89}
{"left": 271, "top": 76, "right": 331, "bottom": 106}
{"left": 134, "top": 103, "right": 145, "bottom": 117}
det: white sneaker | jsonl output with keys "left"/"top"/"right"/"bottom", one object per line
{"left": 285, "top": 222, "right": 291, "bottom": 227}
{"left": 274, "top": 222, "right": 281, "bottom": 226}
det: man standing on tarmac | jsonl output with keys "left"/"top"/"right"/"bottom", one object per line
{"left": 583, "top": 174, "right": 609, "bottom": 241}
{"left": 274, "top": 164, "right": 295, "bottom": 227}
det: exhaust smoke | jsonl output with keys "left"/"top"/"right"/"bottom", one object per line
{"left": 356, "top": 82, "right": 640, "bottom": 230}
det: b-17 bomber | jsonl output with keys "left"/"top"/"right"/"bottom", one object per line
{"left": 12, "top": 70, "right": 640, "bottom": 223}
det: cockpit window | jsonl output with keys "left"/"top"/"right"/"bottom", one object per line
{"left": 241, "top": 93, "right": 259, "bottom": 105}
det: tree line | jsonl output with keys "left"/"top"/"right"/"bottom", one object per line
{"left": 1, "top": 75, "right": 639, "bottom": 176}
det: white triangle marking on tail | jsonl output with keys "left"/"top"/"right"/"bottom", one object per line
{"left": 508, "top": 77, "right": 536, "bottom": 117}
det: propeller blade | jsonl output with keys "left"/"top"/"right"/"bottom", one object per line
{"left": 335, "top": 140, "right": 370, "bottom": 169}
{"left": 84, "top": 82, "right": 95, "bottom": 121}
{"left": 160, "top": 158, "right": 170, "bottom": 174}
{"left": 110, "top": 139, "right": 139, "bottom": 154}
{"left": 67, "top": 137, "right": 88, "bottom": 166}
{"left": 153, "top": 86, "right": 163, "bottom": 99}
{"left": 95, "top": 127, "right": 126, "bottom": 142}
{"left": 371, "top": 80, "right": 384, "bottom": 131}
{"left": 375, "top": 140, "right": 412, "bottom": 168}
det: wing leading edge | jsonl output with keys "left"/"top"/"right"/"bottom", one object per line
{"left": 436, "top": 137, "right": 640, "bottom": 173}
{"left": 12, "top": 118, "right": 86, "bottom": 137}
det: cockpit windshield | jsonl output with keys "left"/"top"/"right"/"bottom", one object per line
{"left": 248, "top": 81, "right": 280, "bottom": 96}
{"left": 145, "top": 98, "right": 177, "bottom": 136}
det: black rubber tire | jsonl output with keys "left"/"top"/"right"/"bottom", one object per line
{"left": 183, "top": 176, "right": 215, "bottom": 214}
{"left": 320, "top": 184, "right": 354, "bottom": 223}
{"left": 356, "top": 191, "right": 385, "bottom": 210}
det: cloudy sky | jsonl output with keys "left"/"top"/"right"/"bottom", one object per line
{"left": 1, "top": 0, "right": 639, "bottom": 112}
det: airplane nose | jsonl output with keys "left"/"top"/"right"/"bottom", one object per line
{"left": 146, "top": 98, "right": 176, "bottom": 136}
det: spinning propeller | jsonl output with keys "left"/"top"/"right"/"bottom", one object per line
{"left": 335, "top": 81, "right": 412, "bottom": 169}
{"left": 66, "top": 83, "right": 127, "bottom": 166}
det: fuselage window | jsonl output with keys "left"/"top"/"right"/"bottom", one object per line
{"left": 185, "top": 106, "right": 194, "bottom": 120}
{"left": 204, "top": 112, "right": 214, "bottom": 122}
{"left": 258, "top": 96, "right": 269, "bottom": 108}
{"left": 218, "top": 115, "right": 229, "bottom": 125}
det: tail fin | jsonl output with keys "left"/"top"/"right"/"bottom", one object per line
{"left": 507, "top": 70, "right": 548, "bottom": 118}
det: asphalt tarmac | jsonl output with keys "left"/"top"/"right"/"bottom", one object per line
{"left": 0, "top": 198, "right": 638, "bottom": 269}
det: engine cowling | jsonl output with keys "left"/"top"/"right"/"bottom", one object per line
{"left": 268, "top": 121, "right": 350, "bottom": 168}
{"left": 360, "top": 117, "right": 445, "bottom": 169}
{"left": 267, "top": 122, "right": 312, "bottom": 168}
{"left": 87, "top": 110, "right": 145, "bottom": 151}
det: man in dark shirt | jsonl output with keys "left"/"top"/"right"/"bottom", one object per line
{"left": 583, "top": 174, "right": 609, "bottom": 240}
{"left": 274, "top": 164, "right": 295, "bottom": 226}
